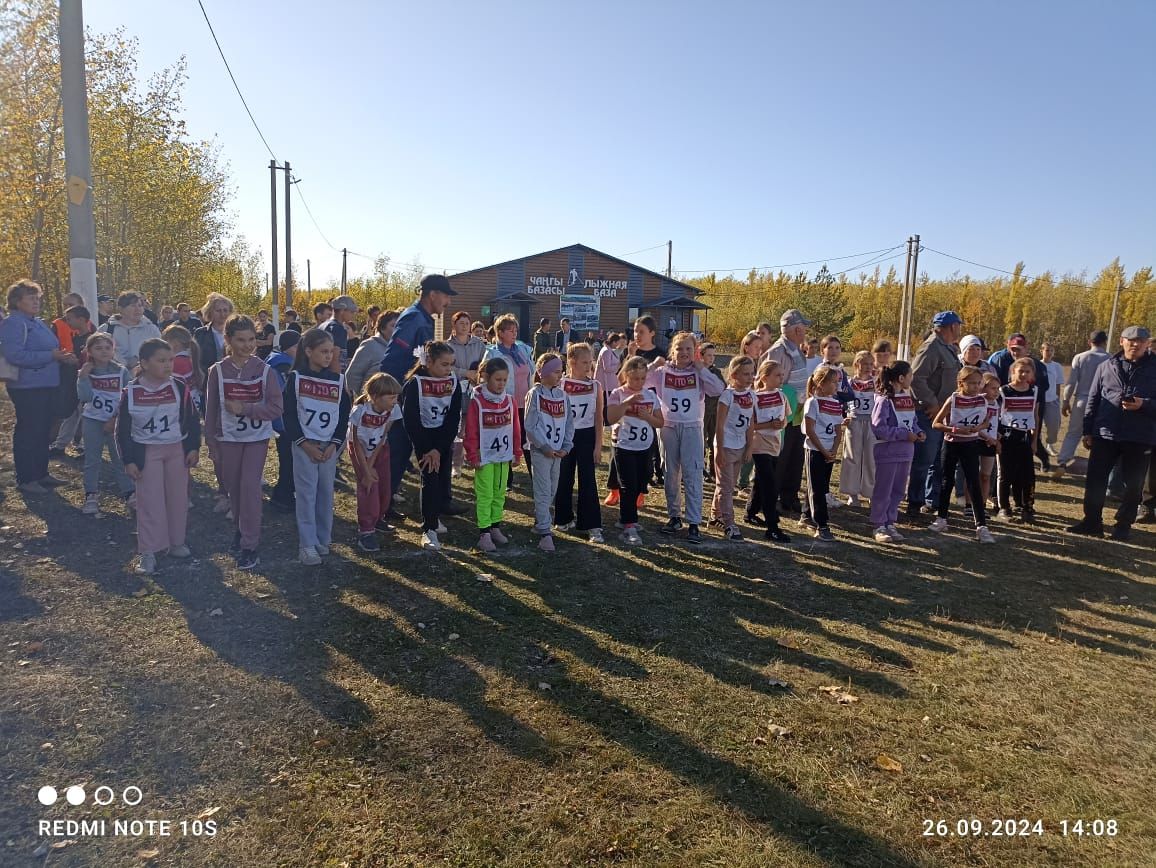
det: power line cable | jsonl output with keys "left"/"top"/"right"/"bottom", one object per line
{"left": 620, "top": 243, "right": 669, "bottom": 257}
{"left": 195, "top": 0, "right": 277, "bottom": 161}
{"left": 919, "top": 246, "right": 1128, "bottom": 293}
{"left": 678, "top": 245, "right": 902, "bottom": 275}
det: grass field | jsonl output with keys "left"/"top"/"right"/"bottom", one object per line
{"left": 1, "top": 394, "right": 1154, "bottom": 867}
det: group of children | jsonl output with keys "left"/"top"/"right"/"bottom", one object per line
{"left": 72, "top": 312, "right": 1052, "bottom": 573}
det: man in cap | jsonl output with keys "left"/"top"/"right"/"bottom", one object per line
{"left": 988, "top": 333, "right": 1052, "bottom": 470}
{"left": 763, "top": 308, "right": 812, "bottom": 514}
{"left": 96, "top": 294, "right": 115, "bottom": 326}
{"left": 907, "top": 311, "right": 964, "bottom": 516}
{"left": 379, "top": 274, "right": 467, "bottom": 517}
{"left": 1067, "top": 326, "right": 1156, "bottom": 541}
{"left": 320, "top": 295, "right": 360, "bottom": 373}
{"left": 1057, "top": 330, "right": 1111, "bottom": 470}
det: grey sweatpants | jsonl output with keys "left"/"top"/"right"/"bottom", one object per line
{"left": 1058, "top": 397, "right": 1087, "bottom": 465}
{"left": 53, "top": 408, "right": 83, "bottom": 449}
{"left": 662, "top": 424, "right": 705, "bottom": 524}
{"left": 531, "top": 449, "right": 561, "bottom": 533}
{"left": 293, "top": 442, "right": 337, "bottom": 549}
{"left": 81, "top": 416, "right": 133, "bottom": 496}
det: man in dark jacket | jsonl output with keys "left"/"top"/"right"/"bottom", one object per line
{"left": 988, "top": 333, "right": 1053, "bottom": 470}
{"left": 907, "top": 311, "right": 963, "bottom": 515}
{"left": 1067, "top": 326, "right": 1156, "bottom": 540}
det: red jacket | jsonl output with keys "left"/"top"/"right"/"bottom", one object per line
{"left": 463, "top": 387, "right": 523, "bottom": 466}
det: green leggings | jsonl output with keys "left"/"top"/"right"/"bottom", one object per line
{"left": 475, "top": 461, "right": 511, "bottom": 529}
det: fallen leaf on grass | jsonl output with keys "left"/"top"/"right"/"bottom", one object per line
{"left": 777, "top": 639, "right": 800, "bottom": 650}
{"left": 875, "top": 753, "right": 903, "bottom": 774}
{"left": 767, "top": 678, "right": 790, "bottom": 688}
{"left": 920, "top": 754, "right": 932, "bottom": 762}
{"left": 766, "top": 724, "right": 792, "bottom": 738}
{"left": 25, "top": 641, "right": 43, "bottom": 654}
{"left": 51, "top": 840, "right": 77, "bottom": 849}
{"left": 137, "top": 848, "right": 161, "bottom": 860}
{"left": 475, "top": 573, "right": 494, "bottom": 583}
{"left": 447, "top": 633, "right": 460, "bottom": 641}
{"left": 818, "top": 685, "right": 859, "bottom": 704}
{"left": 195, "top": 806, "right": 220, "bottom": 820}
{"left": 32, "top": 842, "right": 49, "bottom": 857}
{"left": 132, "top": 587, "right": 151, "bottom": 598}
{"left": 208, "top": 608, "right": 223, "bottom": 617}
{"left": 537, "top": 682, "right": 552, "bottom": 691}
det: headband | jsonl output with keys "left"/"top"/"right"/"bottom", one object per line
{"left": 538, "top": 357, "right": 564, "bottom": 377}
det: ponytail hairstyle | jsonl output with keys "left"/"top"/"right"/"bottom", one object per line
{"left": 224, "top": 313, "right": 256, "bottom": 340}
{"left": 406, "top": 340, "right": 454, "bottom": 380}
{"left": 292, "top": 327, "right": 335, "bottom": 372}
{"left": 618, "top": 355, "right": 650, "bottom": 384}
{"left": 755, "top": 357, "right": 781, "bottom": 390}
{"left": 162, "top": 323, "right": 202, "bottom": 389}
{"left": 479, "top": 356, "right": 509, "bottom": 384}
{"left": 355, "top": 372, "right": 402, "bottom": 406}
{"left": 875, "top": 360, "right": 911, "bottom": 398}
{"left": 805, "top": 364, "right": 841, "bottom": 398}
{"left": 725, "top": 354, "right": 755, "bottom": 385}
{"left": 852, "top": 350, "right": 873, "bottom": 374}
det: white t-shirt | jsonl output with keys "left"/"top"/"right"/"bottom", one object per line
{"left": 1043, "top": 361, "right": 1064, "bottom": 403}
{"left": 610, "top": 387, "right": 661, "bottom": 452}
{"left": 847, "top": 377, "right": 875, "bottom": 419}
{"left": 718, "top": 388, "right": 754, "bottom": 450}
{"left": 562, "top": 377, "right": 598, "bottom": 430}
{"left": 349, "top": 402, "right": 401, "bottom": 455}
{"left": 804, "top": 395, "right": 844, "bottom": 451}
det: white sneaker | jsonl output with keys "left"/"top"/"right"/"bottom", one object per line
{"left": 885, "top": 524, "right": 905, "bottom": 541}
{"left": 873, "top": 526, "right": 893, "bottom": 543}
{"left": 976, "top": 526, "right": 996, "bottom": 544}
{"left": 845, "top": 495, "right": 859, "bottom": 508}
{"left": 82, "top": 493, "right": 100, "bottom": 515}
{"left": 316, "top": 544, "right": 330, "bottom": 556}
{"left": 135, "top": 552, "right": 156, "bottom": 575}
{"left": 621, "top": 526, "right": 642, "bottom": 545}
{"left": 299, "top": 546, "right": 322, "bottom": 566}
{"left": 588, "top": 528, "right": 604, "bottom": 543}
{"left": 422, "top": 530, "right": 441, "bottom": 551}
{"left": 435, "top": 521, "right": 447, "bottom": 534}
{"left": 929, "top": 517, "right": 948, "bottom": 532}
{"left": 826, "top": 493, "right": 842, "bottom": 508}
{"left": 555, "top": 521, "right": 577, "bottom": 532}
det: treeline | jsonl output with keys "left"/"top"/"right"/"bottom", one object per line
{"left": 0, "top": 0, "right": 261, "bottom": 314}
{"left": 689, "top": 262, "right": 1155, "bottom": 362}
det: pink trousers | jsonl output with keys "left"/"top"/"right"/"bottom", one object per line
{"left": 136, "top": 441, "right": 189, "bottom": 554}
{"left": 217, "top": 440, "right": 271, "bottom": 550}
{"left": 354, "top": 445, "right": 392, "bottom": 533}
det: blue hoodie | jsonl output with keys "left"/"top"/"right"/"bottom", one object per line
{"left": 265, "top": 350, "right": 295, "bottom": 433}
{"left": 0, "top": 311, "right": 61, "bottom": 389}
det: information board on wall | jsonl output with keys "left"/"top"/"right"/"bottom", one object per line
{"left": 559, "top": 294, "right": 601, "bottom": 332}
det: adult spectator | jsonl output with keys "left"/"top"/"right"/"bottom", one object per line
{"left": 988, "top": 333, "right": 1052, "bottom": 470}
{"left": 98, "top": 291, "right": 162, "bottom": 370}
{"left": 533, "top": 317, "right": 553, "bottom": 360}
{"left": 1040, "top": 342, "right": 1065, "bottom": 464}
{"left": 555, "top": 317, "right": 574, "bottom": 353}
{"left": 0, "top": 280, "right": 76, "bottom": 493}
{"left": 803, "top": 337, "right": 822, "bottom": 376}
{"left": 171, "top": 302, "right": 203, "bottom": 332}
{"left": 283, "top": 308, "right": 303, "bottom": 333}
{"left": 361, "top": 306, "right": 382, "bottom": 340}
{"left": 907, "top": 310, "right": 964, "bottom": 516}
{"left": 755, "top": 321, "right": 775, "bottom": 349}
{"left": 448, "top": 310, "right": 486, "bottom": 387}
{"left": 1067, "top": 326, "right": 1156, "bottom": 541}
{"left": 765, "top": 309, "right": 811, "bottom": 514}
{"left": 959, "top": 334, "right": 996, "bottom": 375}
{"left": 379, "top": 275, "right": 461, "bottom": 515}
{"left": 1058, "top": 331, "right": 1110, "bottom": 470}
{"left": 312, "top": 302, "right": 332, "bottom": 325}
{"left": 250, "top": 309, "right": 275, "bottom": 360}
{"left": 140, "top": 295, "right": 159, "bottom": 325}
{"left": 346, "top": 309, "right": 399, "bottom": 397}
{"left": 49, "top": 293, "right": 95, "bottom": 455}
{"left": 319, "top": 295, "right": 359, "bottom": 372}
{"left": 471, "top": 321, "right": 487, "bottom": 341}
{"left": 96, "top": 294, "right": 115, "bottom": 326}
{"left": 192, "top": 293, "right": 234, "bottom": 377}
{"left": 157, "top": 305, "right": 175, "bottom": 328}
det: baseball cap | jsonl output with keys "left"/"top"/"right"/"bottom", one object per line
{"left": 780, "top": 309, "right": 812, "bottom": 328}
{"left": 1121, "top": 325, "right": 1151, "bottom": 340}
{"left": 330, "top": 295, "right": 359, "bottom": 312}
{"left": 278, "top": 330, "right": 301, "bottom": 351}
{"left": 420, "top": 274, "right": 458, "bottom": 296}
{"left": 932, "top": 310, "right": 963, "bottom": 327}
{"left": 97, "top": 294, "right": 114, "bottom": 303}
{"left": 959, "top": 334, "right": 984, "bottom": 353}
{"left": 1007, "top": 333, "right": 1027, "bottom": 347}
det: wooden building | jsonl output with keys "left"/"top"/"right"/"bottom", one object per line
{"left": 447, "top": 243, "right": 710, "bottom": 343}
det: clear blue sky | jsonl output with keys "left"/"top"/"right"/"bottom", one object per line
{"left": 86, "top": 0, "right": 1156, "bottom": 286}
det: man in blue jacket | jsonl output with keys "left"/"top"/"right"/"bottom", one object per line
{"left": 1067, "top": 326, "right": 1156, "bottom": 541}
{"left": 379, "top": 274, "right": 467, "bottom": 517}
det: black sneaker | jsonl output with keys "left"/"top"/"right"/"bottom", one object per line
{"left": 686, "top": 524, "right": 701, "bottom": 545}
{"left": 1065, "top": 520, "right": 1104, "bottom": 537}
{"left": 1110, "top": 524, "right": 1131, "bottom": 542}
{"left": 816, "top": 527, "right": 836, "bottom": 542}
{"left": 707, "top": 517, "right": 725, "bottom": 529}
{"left": 235, "top": 549, "right": 259, "bottom": 570}
{"left": 765, "top": 527, "right": 792, "bottom": 543}
{"left": 383, "top": 508, "right": 407, "bottom": 523}
{"left": 48, "top": 445, "right": 66, "bottom": 457}
{"left": 1021, "top": 509, "right": 1038, "bottom": 524}
{"left": 724, "top": 525, "right": 743, "bottom": 541}
{"left": 358, "top": 532, "right": 381, "bottom": 552}
{"left": 39, "top": 474, "right": 66, "bottom": 488}
{"left": 375, "top": 518, "right": 397, "bottom": 534}
{"left": 267, "top": 496, "right": 295, "bottom": 513}
{"left": 745, "top": 514, "right": 767, "bottom": 527}
{"left": 660, "top": 517, "right": 683, "bottom": 536}
{"left": 905, "top": 503, "right": 924, "bottom": 519}
{"left": 1136, "top": 505, "right": 1155, "bottom": 524}
{"left": 963, "top": 505, "right": 975, "bottom": 520}
{"left": 442, "top": 500, "right": 469, "bottom": 517}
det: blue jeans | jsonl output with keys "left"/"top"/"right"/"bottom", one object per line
{"left": 906, "top": 410, "right": 944, "bottom": 508}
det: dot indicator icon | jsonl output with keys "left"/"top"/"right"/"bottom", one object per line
{"left": 37, "top": 786, "right": 58, "bottom": 806}
{"left": 65, "top": 785, "right": 86, "bottom": 806}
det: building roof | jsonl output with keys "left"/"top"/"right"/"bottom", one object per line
{"left": 648, "top": 295, "right": 712, "bottom": 310}
{"left": 450, "top": 243, "right": 706, "bottom": 296}
{"left": 484, "top": 291, "right": 540, "bottom": 304}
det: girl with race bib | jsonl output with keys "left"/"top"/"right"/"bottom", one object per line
{"left": 748, "top": 358, "right": 792, "bottom": 542}
{"left": 976, "top": 372, "right": 1002, "bottom": 509}
{"left": 929, "top": 366, "right": 996, "bottom": 543}
{"left": 607, "top": 356, "right": 664, "bottom": 546}
{"left": 524, "top": 352, "right": 574, "bottom": 552}
{"left": 348, "top": 372, "right": 402, "bottom": 553}
{"left": 402, "top": 341, "right": 463, "bottom": 551}
{"left": 800, "top": 365, "right": 847, "bottom": 541}
{"left": 711, "top": 355, "right": 756, "bottom": 542}
{"left": 205, "top": 315, "right": 285, "bottom": 570}
{"left": 649, "top": 332, "right": 724, "bottom": 545}
{"left": 115, "top": 339, "right": 201, "bottom": 575}
{"left": 281, "top": 328, "right": 352, "bottom": 566}
{"left": 996, "top": 357, "right": 1041, "bottom": 523}
{"left": 77, "top": 332, "right": 134, "bottom": 516}
{"left": 554, "top": 343, "right": 605, "bottom": 543}
{"left": 838, "top": 351, "right": 877, "bottom": 507}
{"left": 869, "top": 361, "right": 925, "bottom": 543}
{"left": 464, "top": 357, "right": 523, "bottom": 553}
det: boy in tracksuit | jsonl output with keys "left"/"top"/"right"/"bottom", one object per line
{"left": 523, "top": 353, "right": 574, "bottom": 552}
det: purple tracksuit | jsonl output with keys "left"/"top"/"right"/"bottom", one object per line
{"left": 869, "top": 394, "right": 924, "bottom": 528}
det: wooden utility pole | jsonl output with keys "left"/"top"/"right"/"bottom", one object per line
{"left": 284, "top": 161, "right": 293, "bottom": 311}
{"left": 897, "top": 235, "right": 920, "bottom": 361}
{"left": 269, "top": 160, "right": 279, "bottom": 326}
{"left": 666, "top": 240, "right": 672, "bottom": 278}
{"left": 306, "top": 259, "right": 311, "bottom": 294}
{"left": 341, "top": 248, "right": 348, "bottom": 293}
{"left": 1106, "top": 276, "right": 1124, "bottom": 348}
